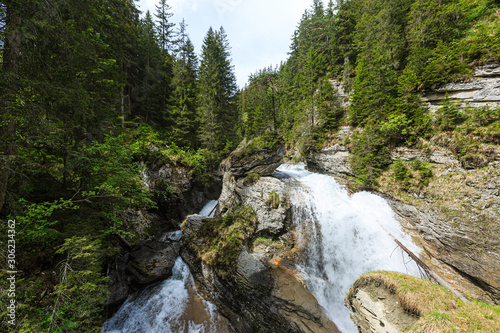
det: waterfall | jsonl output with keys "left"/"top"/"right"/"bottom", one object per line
{"left": 101, "top": 200, "right": 224, "bottom": 333}
{"left": 276, "top": 164, "right": 422, "bottom": 333}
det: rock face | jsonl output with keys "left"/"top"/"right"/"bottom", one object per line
{"left": 389, "top": 200, "right": 500, "bottom": 304}
{"left": 329, "top": 79, "right": 351, "bottom": 107}
{"left": 106, "top": 239, "right": 180, "bottom": 312}
{"left": 181, "top": 214, "right": 340, "bottom": 333}
{"left": 346, "top": 280, "right": 417, "bottom": 333}
{"left": 220, "top": 136, "right": 286, "bottom": 178}
{"left": 144, "top": 163, "right": 222, "bottom": 229}
{"left": 218, "top": 133, "right": 287, "bottom": 219}
{"left": 306, "top": 143, "right": 353, "bottom": 176}
{"left": 422, "top": 63, "right": 500, "bottom": 111}
{"left": 390, "top": 146, "right": 459, "bottom": 164}
{"left": 126, "top": 239, "right": 180, "bottom": 285}
{"left": 218, "top": 175, "right": 292, "bottom": 236}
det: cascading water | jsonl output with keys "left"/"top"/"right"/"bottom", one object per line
{"left": 101, "top": 200, "right": 227, "bottom": 333}
{"left": 102, "top": 166, "right": 423, "bottom": 333}
{"left": 276, "top": 164, "right": 422, "bottom": 333}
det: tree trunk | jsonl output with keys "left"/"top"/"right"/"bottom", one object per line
{"left": 0, "top": 2, "right": 22, "bottom": 215}
{"left": 120, "top": 86, "right": 125, "bottom": 129}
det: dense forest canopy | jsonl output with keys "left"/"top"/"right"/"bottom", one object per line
{"left": 0, "top": 0, "right": 499, "bottom": 331}
{"left": 241, "top": 0, "right": 499, "bottom": 184}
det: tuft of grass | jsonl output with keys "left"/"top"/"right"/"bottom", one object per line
{"left": 243, "top": 173, "right": 261, "bottom": 186}
{"left": 266, "top": 191, "right": 280, "bottom": 209}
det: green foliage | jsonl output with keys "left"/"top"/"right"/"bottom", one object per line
{"left": 392, "top": 159, "right": 412, "bottom": 189}
{"left": 191, "top": 206, "right": 258, "bottom": 277}
{"left": 434, "top": 97, "right": 468, "bottom": 131}
{"left": 469, "top": 106, "right": 500, "bottom": 127}
{"left": 14, "top": 199, "right": 78, "bottom": 250}
{"left": 350, "top": 126, "right": 391, "bottom": 188}
{"left": 198, "top": 27, "right": 239, "bottom": 155}
{"left": 239, "top": 131, "right": 284, "bottom": 159}
{"left": 243, "top": 173, "right": 261, "bottom": 186}
{"left": 411, "top": 159, "right": 433, "bottom": 187}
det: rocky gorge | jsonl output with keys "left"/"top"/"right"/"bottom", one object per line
{"left": 103, "top": 65, "right": 500, "bottom": 333}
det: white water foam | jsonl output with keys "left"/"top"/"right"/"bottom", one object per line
{"left": 277, "top": 164, "right": 422, "bottom": 333}
{"left": 198, "top": 200, "right": 218, "bottom": 217}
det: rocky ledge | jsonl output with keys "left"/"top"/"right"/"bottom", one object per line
{"left": 422, "top": 62, "right": 500, "bottom": 111}
{"left": 346, "top": 271, "right": 500, "bottom": 333}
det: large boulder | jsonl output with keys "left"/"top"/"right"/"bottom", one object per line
{"left": 106, "top": 239, "right": 181, "bottom": 313}
{"left": 217, "top": 175, "right": 292, "bottom": 237}
{"left": 126, "top": 239, "right": 181, "bottom": 285}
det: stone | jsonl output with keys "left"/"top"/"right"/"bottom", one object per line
{"left": 306, "top": 144, "right": 353, "bottom": 176}
{"left": 421, "top": 76, "right": 500, "bottom": 110}
{"left": 389, "top": 200, "right": 500, "bottom": 304}
{"left": 238, "top": 177, "right": 292, "bottom": 236}
{"left": 390, "top": 146, "right": 459, "bottom": 165}
{"left": 346, "top": 289, "right": 416, "bottom": 333}
{"left": 126, "top": 239, "right": 181, "bottom": 285}
{"left": 474, "top": 63, "right": 500, "bottom": 77}
{"left": 221, "top": 141, "right": 286, "bottom": 178}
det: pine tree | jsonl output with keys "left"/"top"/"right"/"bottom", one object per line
{"left": 154, "top": 0, "right": 175, "bottom": 53}
{"left": 170, "top": 19, "right": 199, "bottom": 147}
{"left": 134, "top": 10, "right": 165, "bottom": 122}
{"left": 198, "top": 26, "right": 238, "bottom": 154}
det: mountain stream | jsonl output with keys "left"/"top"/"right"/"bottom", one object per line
{"left": 102, "top": 165, "right": 422, "bottom": 333}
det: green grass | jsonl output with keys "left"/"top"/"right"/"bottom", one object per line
{"left": 350, "top": 271, "right": 500, "bottom": 333}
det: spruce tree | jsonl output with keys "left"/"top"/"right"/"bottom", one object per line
{"left": 170, "top": 19, "right": 199, "bottom": 147}
{"left": 198, "top": 26, "right": 238, "bottom": 154}
{"left": 154, "top": 0, "right": 175, "bottom": 53}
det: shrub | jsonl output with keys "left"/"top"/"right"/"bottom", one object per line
{"left": 434, "top": 97, "right": 467, "bottom": 131}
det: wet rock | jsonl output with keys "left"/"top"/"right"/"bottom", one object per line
{"left": 126, "top": 239, "right": 181, "bottom": 285}
{"left": 217, "top": 175, "right": 291, "bottom": 237}
{"left": 144, "top": 163, "right": 222, "bottom": 226}
{"left": 181, "top": 209, "right": 339, "bottom": 333}
{"left": 181, "top": 240, "right": 339, "bottom": 333}
{"left": 107, "top": 239, "right": 181, "bottom": 315}
{"left": 240, "top": 177, "right": 292, "bottom": 236}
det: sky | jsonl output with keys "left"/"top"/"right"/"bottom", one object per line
{"left": 136, "top": 0, "right": 312, "bottom": 88}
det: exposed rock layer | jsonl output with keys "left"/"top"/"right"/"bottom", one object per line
{"left": 345, "top": 278, "right": 417, "bottom": 333}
